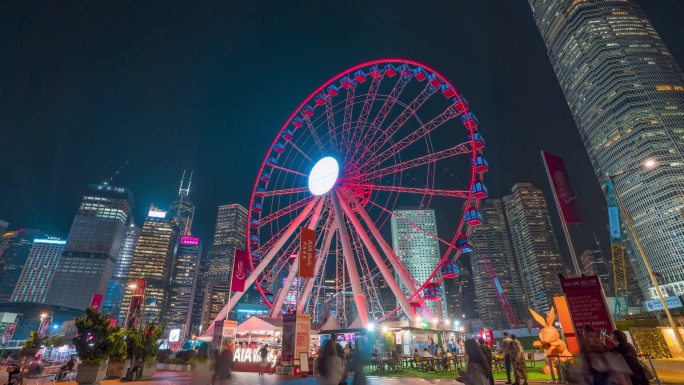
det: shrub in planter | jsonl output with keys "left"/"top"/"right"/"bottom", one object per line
{"left": 73, "top": 307, "right": 117, "bottom": 384}
{"left": 126, "top": 320, "right": 165, "bottom": 380}
{"left": 20, "top": 332, "right": 46, "bottom": 358}
{"left": 106, "top": 328, "right": 127, "bottom": 379}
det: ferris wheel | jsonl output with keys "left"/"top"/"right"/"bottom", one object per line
{"left": 215, "top": 59, "right": 488, "bottom": 327}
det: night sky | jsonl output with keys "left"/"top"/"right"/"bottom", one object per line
{"left": 1, "top": 1, "right": 683, "bottom": 268}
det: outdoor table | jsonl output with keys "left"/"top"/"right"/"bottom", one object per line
{"left": 420, "top": 356, "right": 436, "bottom": 372}
{"left": 402, "top": 356, "right": 414, "bottom": 368}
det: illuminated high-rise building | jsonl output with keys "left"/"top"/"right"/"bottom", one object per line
{"left": 391, "top": 208, "right": 447, "bottom": 318}
{"left": 194, "top": 204, "right": 247, "bottom": 328}
{"left": 580, "top": 249, "right": 614, "bottom": 295}
{"left": 470, "top": 199, "right": 525, "bottom": 329}
{"left": 166, "top": 236, "right": 201, "bottom": 335}
{"left": 169, "top": 171, "right": 195, "bottom": 237}
{"left": 11, "top": 238, "right": 66, "bottom": 303}
{"left": 529, "top": 1, "right": 684, "bottom": 299}
{"left": 46, "top": 184, "right": 133, "bottom": 310}
{"left": 103, "top": 223, "right": 140, "bottom": 320}
{"left": 120, "top": 206, "right": 179, "bottom": 323}
{"left": 0, "top": 229, "right": 48, "bottom": 302}
{"left": 503, "top": 183, "right": 567, "bottom": 314}
{"left": 199, "top": 280, "right": 231, "bottom": 332}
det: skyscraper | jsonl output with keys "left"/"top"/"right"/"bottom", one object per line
{"left": 194, "top": 204, "right": 247, "bottom": 328}
{"left": 11, "top": 238, "right": 66, "bottom": 303}
{"left": 46, "top": 184, "right": 133, "bottom": 310}
{"left": 580, "top": 249, "right": 614, "bottom": 296}
{"left": 391, "top": 209, "right": 447, "bottom": 318}
{"left": 166, "top": 236, "right": 201, "bottom": 335}
{"left": 503, "top": 183, "right": 567, "bottom": 314}
{"left": 103, "top": 223, "right": 141, "bottom": 320}
{"left": 120, "top": 206, "right": 179, "bottom": 323}
{"left": 470, "top": 200, "right": 524, "bottom": 329}
{"left": 529, "top": 1, "right": 684, "bottom": 299}
{"left": 169, "top": 171, "right": 195, "bottom": 237}
{"left": 199, "top": 280, "right": 231, "bottom": 332}
{"left": 0, "top": 229, "right": 47, "bottom": 302}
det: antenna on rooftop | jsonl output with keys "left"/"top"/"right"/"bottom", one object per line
{"left": 103, "top": 160, "right": 129, "bottom": 185}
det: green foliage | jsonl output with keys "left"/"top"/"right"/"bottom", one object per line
{"left": 615, "top": 319, "right": 660, "bottom": 331}
{"left": 20, "top": 332, "right": 46, "bottom": 357}
{"left": 126, "top": 319, "right": 166, "bottom": 362}
{"left": 72, "top": 307, "right": 117, "bottom": 364}
{"left": 108, "top": 328, "right": 127, "bottom": 362}
{"left": 45, "top": 335, "right": 72, "bottom": 347}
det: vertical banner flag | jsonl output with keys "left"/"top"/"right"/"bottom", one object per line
{"left": 231, "top": 249, "right": 249, "bottom": 292}
{"left": 561, "top": 275, "right": 614, "bottom": 343}
{"left": 1, "top": 323, "right": 16, "bottom": 344}
{"left": 126, "top": 279, "right": 146, "bottom": 330}
{"left": 282, "top": 313, "right": 297, "bottom": 362}
{"left": 542, "top": 151, "right": 580, "bottom": 223}
{"left": 299, "top": 227, "right": 316, "bottom": 278}
{"left": 90, "top": 293, "right": 103, "bottom": 312}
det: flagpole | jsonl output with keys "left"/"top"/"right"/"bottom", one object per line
{"left": 541, "top": 151, "right": 582, "bottom": 277}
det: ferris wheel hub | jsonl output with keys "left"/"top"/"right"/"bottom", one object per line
{"left": 308, "top": 156, "right": 340, "bottom": 196}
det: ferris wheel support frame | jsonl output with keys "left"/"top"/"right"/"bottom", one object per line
{"left": 331, "top": 192, "right": 369, "bottom": 327}
{"left": 337, "top": 190, "right": 416, "bottom": 320}
{"left": 296, "top": 219, "right": 337, "bottom": 314}
{"left": 270, "top": 197, "right": 327, "bottom": 317}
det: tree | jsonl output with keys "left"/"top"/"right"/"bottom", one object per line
{"left": 72, "top": 307, "right": 117, "bottom": 364}
{"left": 126, "top": 319, "right": 166, "bottom": 362}
{"left": 20, "top": 332, "right": 46, "bottom": 357}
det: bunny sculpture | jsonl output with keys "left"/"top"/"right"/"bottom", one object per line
{"left": 529, "top": 307, "right": 573, "bottom": 375}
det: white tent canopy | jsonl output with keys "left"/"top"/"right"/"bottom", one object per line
{"left": 237, "top": 316, "right": 283, "bottom": 333}
{"left": 347, "top": 315, "right": 364, "bottom": 330}
{"left": 317, "top": 316, "right": 342, "bottom": 333}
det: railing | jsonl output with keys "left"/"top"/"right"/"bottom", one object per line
{"left": 546, "top": 353, "right": 661, "bottom": 384}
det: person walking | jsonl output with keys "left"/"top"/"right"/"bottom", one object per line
{"left": 479, "top": 338, "right": 494, "bottom": 385}
{"left": 459, "top": 339, "right": 490, "bottom": 385}
{"left": 317, "top": 339, "right": 347, "bottom": 385}
{"left": 609, "top": 330, "right": 647, "bottom": 385}
{"left": 215, "top": 346, "right": 233, "bottom": 385}
{"left": 509, "top": 334, "right": 527, "bottom": 385}
{"left": 190, "top": 344, "right": 212, "bottom": 385}
{"left": 501, "top": 332, "right": 513, "bottom": 384}
{"left": 258, "top": 344, "right": 269, "bottom": 375}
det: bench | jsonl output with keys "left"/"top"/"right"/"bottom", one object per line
{"left": 56, "top": 362, "right": 78, "bottom": 382}
{"left": 15, "top": 365, "right": 60, "bottom": 385}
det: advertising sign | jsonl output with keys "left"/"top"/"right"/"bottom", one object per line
{"left": 125, "top": 279, "right": 146, "bottom": 330}
{"left": 231, "top": 249, "right": 249, "bottom": 292}
{"left": 169, "top": 328, "right": 182, "bottom": 342}
{"left": 282, "top": 314, "right": 296, "bottom": 362}
{"left": 643, "top": 296, "right": 683, "bottom": 312}
{"left": 1, "top": 323, "right": 16, "bottom": 343}
{"left": 298, "top": 228, "right": 316, "bottom": 278}
{"left": 90, "top": 293, "right": 103, "bottom": 312}
{"left": 561, "top": 275, "right": 614, "bottom": 341}
{"left": 542, "top": 151, "right": 580, "bottom": 222}
{"left": 38, "top": 318, "right": 50, "bottom": 338}
{"left": 295, "top": 313, "right": 311, "bottom": 360}
{"left": 608, "top": 207, "right": 621, "bottom": 239}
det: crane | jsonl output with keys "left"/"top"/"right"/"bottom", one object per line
{"left": 606, "top": 182, "right": 629, "bottom": 315}
{"left": 480, "top": 255, "right": 519, "bottom": 328}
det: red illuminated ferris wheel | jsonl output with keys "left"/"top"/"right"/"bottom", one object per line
{"left": 213, "top": 59, "right": 488, "bottom": 327}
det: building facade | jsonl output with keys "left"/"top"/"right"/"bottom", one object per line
{"left": 120, "top": 206, "right": 179, "bottom": 324}
{"left": 0, "top": 229, "right": 48, "bottom": 302}
{"left": 469, "top": 200, "right": 525, "bottom": 329}
{"left": 503, "top": 183, "right": 567, "bottom": 314}
{"left": 166, "top": 236, "right": 202, "bottom": 336}
{"left": 391, "top": 209, "right": 447, "bottom": 318}
{"left": 103, "top": 223, "right": 140, "bottom": 320}
{"left": 46, "top": 184, "right": 133, "bottom": 310}
{"left": 169, "top": 171, "right": 195, "bottom": 237}
{"left": 529, "top": 0, "right": 684, "bottom": 299}
{"left": 199, "top": 280, "right": 232, "bottom": 333}
{"left": 11, "top": 238, "right": 66, "bottom": 303}
{"left": 580, "top": 249, "right": 614, "bottom": 296}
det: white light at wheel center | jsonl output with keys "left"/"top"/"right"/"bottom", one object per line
{"left": 308, "top": 157, "right": 339, "bottom": 196}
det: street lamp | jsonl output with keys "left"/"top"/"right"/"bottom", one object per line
{"left": 608, "top": 159, "right": 684, "bottom": 353}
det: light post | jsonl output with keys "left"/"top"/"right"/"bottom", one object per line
{"left": 608, "top": 159, "right": 684, "bottom": 353}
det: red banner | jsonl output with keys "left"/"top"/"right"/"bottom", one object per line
{"left": 542, "top": 151, "right": 580, "bottom": 223}
{"left": 561, "top": 275, "right": 614, "bottom": 343}
{"left": 231, "top": 249, "right": 249, "bottom": 292}
{"left": 125, "top": 280, "right": 146, "bottom": 330}
{"left": 298, "top": 228, "right": 316, "bottom": 278}
{"left": 90, "top": 293, "right": 103, "bottom": 312}
{"left": 1, "top": 323, "right": 16, "bottom": 343}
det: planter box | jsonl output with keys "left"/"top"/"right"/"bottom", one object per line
{"left": 134, "top": 360, "right": 157, "bottom": 380}
{"left": 76, "top": 363, "right": 108, "bottom": 385}
{"left": 106, "top": 361, "right": 125, "bottom": 379}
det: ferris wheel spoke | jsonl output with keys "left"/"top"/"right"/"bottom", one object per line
{"left": 303, "top": 116, "right": 325, "bottom": 152}
{"left": 367, "top": 106, "right": 461, "bottom": 169}
{"left": 324, "top": 95, "right": 338, "bottom": 150}
{"left": 339, "top": 81, "right": 357, "bottom": 159}
{"left": 348, "top": 74, "right": 383, "bottom": 156}
{"left": 260, "top": 186, "right": 309, "bottom": 198}
{"left": 344, "top": 183, "right": 469, "bottom": 199}
{"left": 351, "top": 81, "right": 437, "bottom": 169}
{"left": 258, "top": 196, "right": 314, "bottom": 227}
{"left": 336, "top": 190, "right": 416, "bottom": 320}
{"left": 284, "top": 139, "right": 313, "bottom": 162}
{"left": 297, "top": 216, "right": 336, "bottom": 314}
{"left": 360, "top": 142, "right": 472, "bottom": 181}
{"left": 269, "top": 164, "right": 308, "bottom": 177}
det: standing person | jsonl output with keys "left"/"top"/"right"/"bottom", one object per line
{"left": 478, "top": 338, "right": 494, "bottom": 385}
{"left": 501, "top": 332, "right": 513, "bottom": 384}
{"left": 609, "top": 330, "right": 648, "bottom": 385}
{"left": 317, "top": 340, "right": 347, "bottom": 385}
{"left": 460, "top": 339, "right": 490, "bottom": 385}
{"left": 509, "top": 334, "right": 527, "bottom": 385}
{"left": 258, "top": 344, "right": 269, "bottom": 376}
{"left": 215, "top": 347, "right": 233, "bottom": 385}
{"left": 190, "top": 344, "right": 212, "bottom": 385}
{"left": 429, "top": 338, "right": 435, "bottom": 355}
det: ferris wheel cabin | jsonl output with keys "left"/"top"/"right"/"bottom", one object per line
{"left": 427, "top": 73, "right": 441, "bottom": 88}
{"left": 470, "top": 131, "right": 485, "bottom": 150}
{"left": 456, "top": 235, "right": 472, "bottom": 252}
{"left": 292, "top": 117, "right": 304, "bottom": 129}
{"left": 461, "top": 112, "right": 478, "bottom": 130}
{"left": 471, "top": 181, "right": 488, "bottom": 199}
{"left": 474, "top": 155, "right": 489, "bottom": 173}
{"left": 383, "top": 63, "right": 396, "bottom": 77}
{"left": 249, "top": 234, "right": 259, "bottom": 245}
{"left": 413, "top": 66, "right": 428, "bottom": 81}
{"left": 259, "top": 171, "right": 271, "bottom": 183}
{"left": 354, "top": 70, "right": 367, "bottom": 83}
{"left": 440, "top": 261, "right": 460, "bottom": 278}
{"left": 464, "top": 209, "right": 483, "bottom": 226}
{"left": 326, "top": 84, "right": 339, "bottom": 97}
{"left": 273, "top": 143, "right": 285, "bottom": 154}
{"left": 250, "top": 218, "right": 261, "bottom": 228}
{"left": 301, "top": 105, "right": 314, "bottom": 117}
{"left": 314, "top": 94, "right": 326, "bottom": 106}
{"left": 282, "top": 129, "right": 294, "bottom": 140}
{"left": 423, "top": 283, "right": 443, "bottom": 300}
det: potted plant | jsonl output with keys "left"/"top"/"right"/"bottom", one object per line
{"left": 20, "top": 332, "right": 46, "bottom": 359}
{"left": 106, "top": 328, "right": 127, "bottom": 379}
{"left": 127, "top": 320, "right": 165, "bottom": 380}
{"left": 72, "top": 307, "right": 115, "bottom": 385}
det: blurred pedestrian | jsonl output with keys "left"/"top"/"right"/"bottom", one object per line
{"left": 609, "top": 330, "right": 647, "bottom": 385}
{"left": 317, "top": 339, "right": 347, "bottom": 385}
{"left": 215, "top": 346, "right": 233, "bottom": 384}
{"left": 461, "top": 339, "right": 490, "bottom": 385}
{"left": 509, "top": 334, "right": 527, "bottom": 385}
{"left": 258, "top": 344, "right": 269, "bottom": 375}
{"left": 190, "top": 343, "right": 212, "bottom": 385}
{"left": 501, "top": 332, "right": 513, "bottom": 384}
{"left": 478, "top": 338, "right": 494, "bottom": 385}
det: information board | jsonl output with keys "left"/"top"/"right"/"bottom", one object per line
{"left": 561, "top": 275, "right": 614, "bottom": 341}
